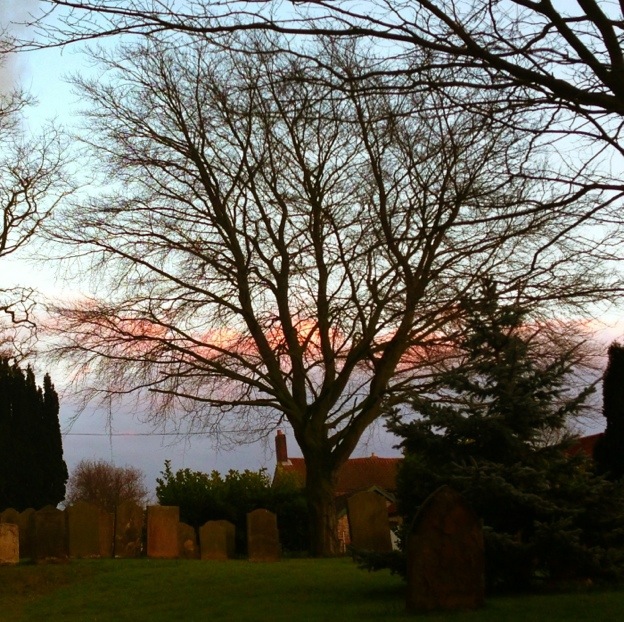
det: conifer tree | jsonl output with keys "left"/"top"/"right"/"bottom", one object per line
{"left": 594, "top": 343, "right": 624, "bottom": 480}
{"left": 0, "top": 358, "right": 68, "bottom": 511}
{"left": 389, "top": 284, "right": 624, "bottom": 590}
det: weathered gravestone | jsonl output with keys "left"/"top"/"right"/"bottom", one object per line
{"left": 100, "top": 511, "right": 115, "bottom": 558}
{"left": 114, "top": 500, "right": 144, "bottom": 558}
{"left": 347, "top": 490, "right": 393, "bottom": 553}
{"left": 406, "top": 486, "right": 484, "bottom": 612}
{"left": 16, "top": 509, "right": 35, "bottom": 559}
{"left": 200, "top": 520, "right": 236, "bottom": 561}
{"left": 147, "top": 506, "right": 179, "bottom": 559}
{"left": 67, "top": 501, "right": 101, "bottom": 558}
{"left": 178, "top": 522, "right": 199, "bottom": 559}
{"left": 247, "top": 509, "right": 280, "bottom": 562}
{"left": 0, "top": 508, "right": 19, "bottom": 525}
{"left": 0, "top": 523, "right": 19, "bottom": 565}
{"left": 33, "top": 506, "right": 67, "bottom": 561}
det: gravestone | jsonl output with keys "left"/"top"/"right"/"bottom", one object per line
{"left": 17, "top": 509, "right": 35, "bottom": 559}
{"left": 147, "top": 506, "right": 179, "bottom": 559}
{"left": 178, "top": 522, "right": 199, "bottom": 559}
{"left": 347, "top": 490, "right": 392, "bottom": 553}
{"left": 0, "top": 508, "right": 19, "bottom": 524}
{"left": 114, "top": 500, "right": 144, "bottom": 558}
{"left": 33, "top": 506, "right": 67, "bottom": 561}
{"left": 0, "top": 523, "right": 19, "bottom": 564}
{"left": 247, "top": 509, "right": 280, "bottom": 562}
{"left": 100, "top": 511, "right": 115, "bottom": 558}
{"left": 67, "top": 501, "right": 101, "bottom": 558}
{"left": 200, "top": 520, "right": 235, "bottom": 560}
{"left": 406, "top": 486, "right": 484, "bottom": 612}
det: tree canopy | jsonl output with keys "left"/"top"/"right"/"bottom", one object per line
{"left": 42, "top": 26, "right": 617, "bottom": 555}
{"left": 388, "top": 285, "right": 624, "bottom": 590}
{"left": 65, "top": 459, "right": 149, "bottom": 512}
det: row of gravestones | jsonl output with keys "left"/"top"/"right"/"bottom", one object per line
{"left": 2, "top": 487, "right": 484, "bottom": 613}
{"left": 0, "top": 501, "right": 281, "bottom": 564}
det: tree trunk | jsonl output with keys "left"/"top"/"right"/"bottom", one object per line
{"left": 304, "top": 457, "right": 340, "bottom": 557}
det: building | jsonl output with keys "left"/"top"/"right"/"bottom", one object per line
{"left": 273, "top": 430, "right": 401, "bottom": 552}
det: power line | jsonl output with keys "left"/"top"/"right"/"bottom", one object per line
{"left": 63, "top": 431, "right": 210, "bottom": 437}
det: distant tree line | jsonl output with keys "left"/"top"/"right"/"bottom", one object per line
{"left": 0, "top": 358, "right": 67, "bottom": 511}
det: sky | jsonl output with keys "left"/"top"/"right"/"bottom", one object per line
{"left": 1, "top": 2, "right": 622, "bottom": 496}
{"left": 1, "top": 5, "right": 372, "bottom": 491}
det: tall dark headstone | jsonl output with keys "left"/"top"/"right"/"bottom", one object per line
{"left": 114, "top": 500, "right": 144, "bottom": 558}
{"left": 67, "top": 501, "right": 101, "bottom": 558}
{"left": 406, "top": 486, "right": 484, "bottom": 612}
{"left": 178, "top": 522, "right": 199, "bottom": 559}
{"left": 200, "top": 520, "right": 235, "bottom": 560}
{"left": 247, "top": 509, "right": 280, "bottom": 562}
{"left": 147, "top": 506, "right": 179, "bottom": 559}
{"left": 17, "top": 509, "right": 35, "bottom": 559}
{"left": 100, "top": 510, "right": 115, "bottom": 558}
{"left": 347, "top": 490, "right": 392, "bottom": 553}
{"left": 33, "top": 506, "right": 67, "bottom": 561}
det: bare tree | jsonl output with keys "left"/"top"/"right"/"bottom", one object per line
{"left": 0, "top": 31, "right": 71, "bottom": 356}
{"left": 48, "top": 34, "right": 614, "bottom": 555}
{"left": 32, "top": 3, "right": 624, "bottom": 218}
{"left": 66, "top": 459, "right": 149, "bottom": 512}
{"left": 32, "top": 1, "right": 624, "bottom": 118}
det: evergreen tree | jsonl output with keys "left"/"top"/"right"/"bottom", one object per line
{"left": 0, "top": 358, "right": 68, "bottom": 511}
{"left": 389, "top": 285, "right": 624, "bottom": 590}
{"left": 594, "top": 343, "right": 624, "bottom": 480}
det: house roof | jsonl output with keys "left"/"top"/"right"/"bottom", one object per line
{"left": 566, "top": 432, "right": 602, "bottom": 458}
{"left": 275, "top": 455, "right": 400, "bottom": 495}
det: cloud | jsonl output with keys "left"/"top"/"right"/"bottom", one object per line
{"left": 0, "top": 0, "right": 37, "bottom": 93}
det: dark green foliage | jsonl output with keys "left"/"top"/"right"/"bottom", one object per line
{"left": 594, "top": 342, "right": 624, "bottom": 480}
{"left": 155, "top": 460, "right": 309, "bottom": 554}
{"left": 0, "top": 358, "right": 68, "bottom": 511}
{"left": 388, "top": 286, "right": 624, "bottom": 591}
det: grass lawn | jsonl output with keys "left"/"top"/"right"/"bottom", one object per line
{"left": 1, "top": 558, "right": 623, "bottom": 621}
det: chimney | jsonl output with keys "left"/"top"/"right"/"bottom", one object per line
{"left": 275, "top": 429, "right": 288, "bottom": 463}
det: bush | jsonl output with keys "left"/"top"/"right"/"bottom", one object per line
{"left": 155, "top": 461, "right": 309, "bottom": 553}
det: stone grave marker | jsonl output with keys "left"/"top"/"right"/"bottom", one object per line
{"left": 0, "top": 523, "right": 19, "bottom": 565}
{"left": 247, "top": 509, "right": 280, "bottom": 562}
{"left": 200, "top": 520, "right": 235, "bottom": 560}
{"left": 114, "top": 500, "right": 144, "bottom": 558}
{"left": 100, "top": 510, "right": 115, "bottom": 558}
{"left": 178, "top": 522, "right": 199, "bottom": 559}
{"left": 0, "top": 508, "right": 19, "bottom": 524}
{"left": 347, "top": 490, "right": 392, "bottom": 553}
{"left": 33, "top": 506, "right": 67, "bottom": 561}
{"left": 406, "top": 485, "right": 484, "bottom": 612}
{"left": 147, "top": 505, "right": 179, "bottom": 559}
{"left": 67, "top": 501, "right": 101, "bottom": 558}
{"left": 17, "top": 509, "right": 35, "bottom": 559}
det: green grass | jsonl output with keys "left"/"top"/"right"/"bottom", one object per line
{"left": 1, "top": 558, "right": 623, "bottom": 621}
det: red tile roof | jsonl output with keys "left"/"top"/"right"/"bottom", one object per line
{"left": 275, "top": 456, "right": 400, "bottom": 495}
{"left": 566, "top": 433, "right": 602, "bottom": 457}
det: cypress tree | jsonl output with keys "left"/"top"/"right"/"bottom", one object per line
{"left": 594, "top": 342, "right": 624, "bottom": 480}
{"left": 0, "top": 358, "right": 68, "bottom": 511}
